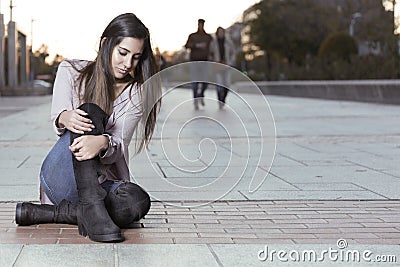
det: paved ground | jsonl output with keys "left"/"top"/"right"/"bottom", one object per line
{"left": 0, "top": 89, "right": 400, "bottom": 266}
{"left": 0, "top": 96, "right": 51, "bottom": 120}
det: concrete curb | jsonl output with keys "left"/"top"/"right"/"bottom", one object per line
{"left": 233, "top": 80, "right": 400, "bottom": 105}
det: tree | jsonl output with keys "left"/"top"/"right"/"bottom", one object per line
{"left": 245, "top": 0, "right": 398, "bottom": 80}
{"left": 31, "top": 44, "right": 50, "bottom": 74}
{"left": 31, "top": 44, "right": 64, "bottom": 80}
{"left": 340, "top": 0, "right": 393, "bottom": 44}
{"left": 249, "top": 0, "right": 338, "bottom": 65}
{"left": 319, "top": 32, "right": 358, "bottom": 61}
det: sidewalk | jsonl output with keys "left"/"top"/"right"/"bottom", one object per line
{"left": 0, "top": 89, "right": 400, "bottom": 266}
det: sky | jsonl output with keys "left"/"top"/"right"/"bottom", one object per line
{"left": 0, "top": 0, "right": 259, "bottom": 60}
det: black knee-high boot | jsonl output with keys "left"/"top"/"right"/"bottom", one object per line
{"left": 15, "top": 199, "right": 77, "bottom": 226}
{"left": 105, "top": 182, "right": 151, "bottom": 228}
{"left": 71, "top": 103, "right": 123, "bottom": 242}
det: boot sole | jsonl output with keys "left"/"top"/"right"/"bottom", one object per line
{"left": 78, "top": 223, "right": 124, "bottom": 243}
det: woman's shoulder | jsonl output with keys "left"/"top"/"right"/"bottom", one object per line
{"left": 56, "top": 59, "right": 92, "bottom": 81}
{"left": 58, "top": 59, "right": 91, "bottom": 70}
{"left": 122, "top": 82, "right": 142, "bottom": 100}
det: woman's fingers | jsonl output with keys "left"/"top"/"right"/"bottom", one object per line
{"left": 69, "top": 137, "right": 83, "bottom": 153}
{"left": 74, "top": 109, "right": 88, "bottom": 117}
{"left": 59, "top": 109, "right": 95, "bottom": 133}
{"left": 70, "top": 136, "right": 101, "bottom": 161}
{"left": 72, "top": 119, "right": 92, "bottom": 133}
{"left": 67, "top": 109, "right": 95, "bottom": 133}
{"left": 75, "top": 109, "right": 94, "bottom": 125}
{"left": 70, "top": 136, "right": 81, "bottom": 148}
{"left": 72, "top": 148, "right": 92, "bottom": 161}
{"left": 74, "top": 110, "right": 94, "bottom": 128}
{"left": 72, "top": 151, "right": 85, "bottom": 161}
{"left": 69, "top": 126, "right": 85, "bottom": 134}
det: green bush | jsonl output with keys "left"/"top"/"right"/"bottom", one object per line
{"left": 250, "top": 54, "right": 399, "bottom": 81}
{"left": 318, "top": 32, "right": 358, "bottom": 62}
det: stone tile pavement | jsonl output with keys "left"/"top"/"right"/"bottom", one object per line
{"left": 1, "top": 200, "right": 400, "bottom": 266}
{"left": 1, "top": 200, "right": 400, "bottom": 245}
{"left": 0, "top": 89, "right": 400, "bottom": 266}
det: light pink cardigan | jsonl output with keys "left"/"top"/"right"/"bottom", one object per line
{"left": 50, "top": 60, "right": 143, "bottom": 184}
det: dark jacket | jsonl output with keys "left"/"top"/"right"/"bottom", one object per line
{"left": 184, "top": 31, "right": 213, "bottom": 61}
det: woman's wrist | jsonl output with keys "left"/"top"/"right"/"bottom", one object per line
{"left": 56, "top": 110, "right": 66, "bottom": 128}
{"left": 98, "top": 134, "right": 111, "bottom": 158}
{"left": 100, "top": 134, "right": 110, "bottom": 151}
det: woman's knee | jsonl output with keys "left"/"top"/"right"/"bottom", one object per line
{"left": 105, "top": 182, "right": 151, "bottom": 228}
{"left": 72, "top": 103, "right": 109, "bottom": 137}
{"left": 78, "top": 103, "right": 104, "bottom": 114}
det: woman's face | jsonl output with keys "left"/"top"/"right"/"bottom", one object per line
{"left": 111, "top": 37, "right": 144, "bottom": 79}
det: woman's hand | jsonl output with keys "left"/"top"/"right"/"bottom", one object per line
{"left": 69, "top": 135, "right": 108, "bottom": 161}
{"left": 58, "top": 109, "right": 95, "bottom": 134}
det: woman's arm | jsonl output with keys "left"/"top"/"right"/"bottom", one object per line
{"left": 100, "top": 86, "right": 143, "bottom": 165}
{"left": 51, "top": 61, "right": 76, "bottom": 135}
{"left": 51, "top": 60, "right": 94, "bottom": 135}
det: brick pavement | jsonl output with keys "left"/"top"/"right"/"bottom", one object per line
{"left": 1, "top": 200, "right": 400, "bottom": 245}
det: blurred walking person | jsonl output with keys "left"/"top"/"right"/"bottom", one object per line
{"left": 210, "top": 27, "right": 236, "bottom": 109}
{"left": 155, "top": 47, "right": 167, "bottom": 71}
{"left": 184, "top": 18, "right": 213, "bottom": 110}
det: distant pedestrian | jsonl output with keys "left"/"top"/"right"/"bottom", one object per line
{"left": 184, "top": 18, "right": 213, "bottom": 110}
{"left": 15, "top": 13, "right": 162, "bottom": 243}
{"left": 155, "top": 47, "right": 167, "bottom": 71}
{"left": 210, "top": 26, "right": 236, "bottom": 109}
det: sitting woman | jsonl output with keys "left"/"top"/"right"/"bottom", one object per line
{"left": 15, "top": 13, "right": 162, "bottom": 243}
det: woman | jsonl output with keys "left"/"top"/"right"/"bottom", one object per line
{"left": 210, "top": 26, "right": 236, "bottom": 109}
{"left": 15, "top": 13, "right": 161, "bottom": 243}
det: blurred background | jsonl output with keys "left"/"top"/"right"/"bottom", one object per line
{"left": 0, "top": 0, "right": 399, "bottom": 95}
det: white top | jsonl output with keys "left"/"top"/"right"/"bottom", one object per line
{"left": 51, "top": 60, "right": 143, "bottom": 183}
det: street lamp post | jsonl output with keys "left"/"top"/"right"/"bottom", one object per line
{"left": 349, "top": 12, "right": 362, "bottom": 37}
{"left": 9, "top": 0, "right": 13, "bottom": 21}
{"left": 392, "top": 0, "right": 400, "bottom": 77}
{"left": 30, "top": 18, "right": 35, "bottom": 51}
{"left": 0, "top": 0, "right": 4, "bottom": 88}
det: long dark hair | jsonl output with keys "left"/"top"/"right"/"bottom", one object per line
{"left": 70, "top": 13, "right": 161, "bottom": 153}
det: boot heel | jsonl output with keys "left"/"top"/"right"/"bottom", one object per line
{"left": 78, "top": 223, "right": 88, "bottom": 237}
{"left": 15, "top": 203, "right": 23, "bottom": 225}
{"left": 78, "top": 221, "right": 123, "bottom": 242}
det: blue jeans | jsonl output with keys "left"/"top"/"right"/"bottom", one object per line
{"left": 216, "top": 85, "right": 228, "bottom": 103}
{"left": 39, "top": 131, "right": 122, "bottom": 205}
{"left": 191, "top": 82, "right": 208, "bottom": 99}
